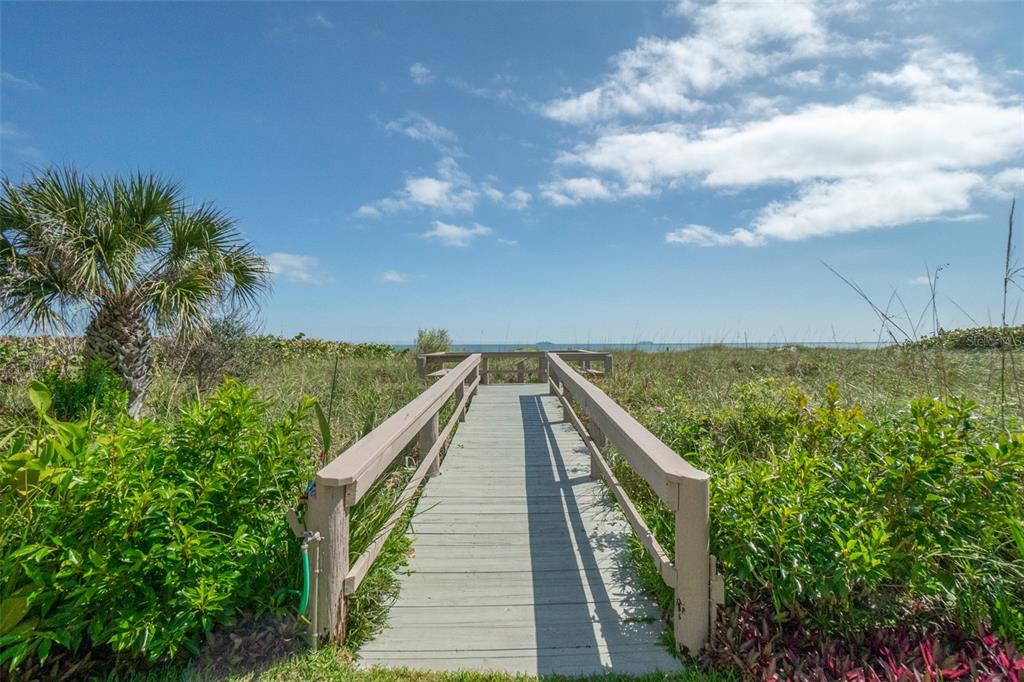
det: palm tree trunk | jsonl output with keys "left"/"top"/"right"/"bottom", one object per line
{"left": 84, "top": 298, "right": 153, "bottom": 418}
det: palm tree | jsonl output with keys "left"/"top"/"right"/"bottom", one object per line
{"left": 0, "top": 167, "right": 270, "bottom": 417}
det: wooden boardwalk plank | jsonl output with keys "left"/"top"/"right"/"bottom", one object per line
{"left": 357, "top": 384, "right": 679, "bottom": 676}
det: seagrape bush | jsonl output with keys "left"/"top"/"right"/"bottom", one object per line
{"left": 615, "top": 380, "right": 1024, "bottom": 642}
{"left": 915, "top": 325, "right": 1024, "bottom": 349}
{"left": 0, "top": 380, "right": 314, "bottom": 672}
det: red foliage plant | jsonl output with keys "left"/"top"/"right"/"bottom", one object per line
{"left": 703, "top": 601, "right": 1024, "bottom": 681}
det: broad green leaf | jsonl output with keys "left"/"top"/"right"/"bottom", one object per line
{"left": 27, "top": 381, "right": 51, "bottom": 415}
{"left": 0, "top": 596, "right": 29, "bottom": 636}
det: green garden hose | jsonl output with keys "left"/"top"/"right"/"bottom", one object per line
{"left": 298, "top": 539, "right": 310, "bottom": 614}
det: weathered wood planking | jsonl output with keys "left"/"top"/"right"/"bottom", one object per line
{"left": 358, "top": 384, "right": 679, "bottom": 676}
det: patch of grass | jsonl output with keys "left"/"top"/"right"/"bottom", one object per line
{"left": 108, "top": 645, "right": 730, "bottom": 682}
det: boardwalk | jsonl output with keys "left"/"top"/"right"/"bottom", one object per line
{"left": 358, "top": 384, "right": 681, "bottom": 675}
{"left": 305, "top": 352, "right": 715, "bottom": 676}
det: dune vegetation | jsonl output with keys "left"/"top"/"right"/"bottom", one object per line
{"left": 2, "top": 331, "right": 1022, "bottom": 680}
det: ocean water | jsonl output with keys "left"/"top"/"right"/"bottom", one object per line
{"left": 393, "top": 341, "right": 888, "bottom": 352}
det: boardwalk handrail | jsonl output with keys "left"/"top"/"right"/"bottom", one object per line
{"left": 304, "top": 354, "right": 482, "bottom": 642}
{"left": 546, "top": 352, "right": 721, "bottom": 655}
{"left": 417, "top": 349, "right": 612, "bottom": 384}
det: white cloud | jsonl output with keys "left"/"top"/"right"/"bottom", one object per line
{"left": 0, "top": 122, "right": 20, "bottom": 138}
{"left": 908, "top": 275, "right": 932, "bottom": 285}
{"left": 986, "top": 167, "right": 1024, "bottom": 199}
{"left": 556, "top": 43, "right": 1024, "bottom": 245}
{"left": 355, "top": 205, "right": 382, "bottom": 219}
{"left": 267, "top": 253, "right": 331, "bottom": 284}
{"left": 748, "top": 170, "right": 982, "bottom": 242}
{"left": 505, "top": 188, "right": 532, "bottom": 210}
{"left": 543, "top": 0, "right": 834, "bottom": 123}
{"left": 666, "top": 224, "right": 763, "bottom": 247}
{"left": 357, "top": 157, "right": 530, "bottom": 217}
{"left": 775, "top": 66, "right": 826, "bottom": 88}
{"left": 1, "top": 71, "right": 41, "bottom": 91}
{"left": 410, "top": 63, "right": 434, "bottom": 85}
{"left": 309, "top": 12, "right": 334, "bottom": 29}
{"left": 563, "top": 97, "right": 1022, "bottom": 189}
{"left": 421, "top": 221, "right": 493, "bottom": 247}
{"left": 384, "top": 113, "right": 461, "bottom": 155}
{"left": 866, "top": 45, "right": 997, "bottom": 104}
{"left": 482, "top": 185, "right": 532, "bottom": 210}
{"left": 497, "top": 238, "right": 518, "bottom": 246}
{"left": 382, "top": 270, "right": 409, "bottom": 283}
{"left": 356, "top": 157, "right": 479, "bottom": 216}
{"left": 541, "top": 177, "right": 616, "bottom": 207}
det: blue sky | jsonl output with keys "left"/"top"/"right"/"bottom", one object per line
{"left": 2, "top": 1, "right": 1022, "bottom": 344}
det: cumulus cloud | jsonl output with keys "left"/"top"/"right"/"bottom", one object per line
{"left": 356, "top": 157, "right": 479, "bottom": 216}
{"left": 482, "top": 185, "right": 532, "bottom": 210}
{"left": 556, "top": 41, "right": 1023, "bottom": 245}
{"left": 421, "top": 221, "right": 493, "bottom": 247}
{"left": 908, "top": 275, "right": 932, "bottom": 285}
{"left": 986, "top": 167, "right": 1024, "bottom": 199}
{"left": 866, "top": 45, "right": 997, "bottom": 103}
{"left": 746, "top": 170, "right": 982, "bottom": 242}
{"left": 267, "top": 252, "right": 331, "bottom": 284}
{"left": 542, "top": 0, "right": 835, "bottom": 123}
{"left": 382, "top": 270, "right": 409, "bottom": 283}
{"left": 541, "top": 177, "right": 615, "bottom": 206}
{"left": 410, "top": 63, "right": 434, "bottom": 85}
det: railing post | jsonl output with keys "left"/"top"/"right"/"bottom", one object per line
{"left": 673, "top": 477, "right": 711, "bottom": 656}
{"left": 481, "top": 356, "right": 490, "bottom": 385}
{"left": 604, "top": 354, "right": 613, "bottom": 377}
{"left": 539, "top": 354, "right": 549, "bottom": 383}
{"left": 419, "top": 411, "right": 440, "bottom": 476}
{"left": 416, "top": 356, "right": 427, "bottom": 380}
{"left": 516, "top": 360, "right": 525, "bottom": 383}
{"left": 305, "top": 482, "right": 349, "bottom": 644}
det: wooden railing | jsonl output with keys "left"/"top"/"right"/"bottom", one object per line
{"left": 545, "top": 352, "right": 723, "bottom": 655}
{"left": 302, "top": 349, "right": 720, "bottom": 655}
{"left": 304, "top": 354, "right": 481, "bottom": 642}
{"left": 417, "top": 349, "right": 613, "bottom": 384}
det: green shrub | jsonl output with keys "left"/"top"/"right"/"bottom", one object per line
{"left": 39, "top": 357, "right": 127, "bottom": 421}
{"left": 610, "top": 381, "right": 1024, "bottom": 641}
{"left": 0, "top": 380, "right": 315, "bottom": 672}
{"left": 915, "top": 325, "right": 1024, "bottom": 349}
{"left": 415, "top": 328, "right": 451, "bottom": 354}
